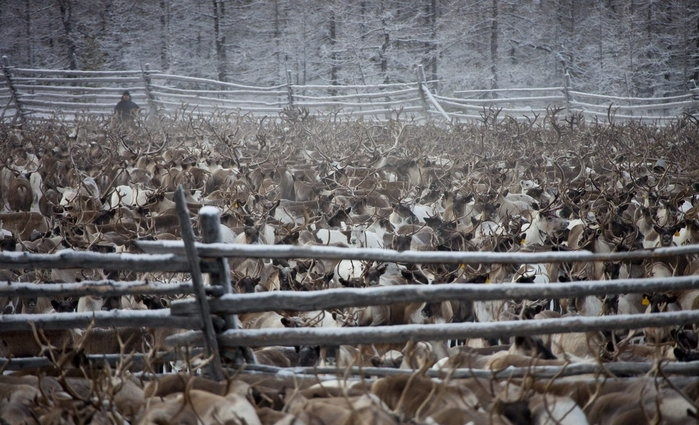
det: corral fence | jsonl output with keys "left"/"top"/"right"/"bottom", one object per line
{"left": 2, "top": 186, "right": 699, "bottom": 381}
{"left": 1, "top": 57, "right": 697, "bottom": 126}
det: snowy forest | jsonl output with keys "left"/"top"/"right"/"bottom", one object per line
{"left": 1, "top": 0, "right": 698, "bottom": 98}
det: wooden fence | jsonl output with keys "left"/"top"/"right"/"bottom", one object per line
{"left": 2, "top": 186, "right": 699, "bottom": 380}
{"left": 1, "top": 58, "right": 697, "bottom": 126}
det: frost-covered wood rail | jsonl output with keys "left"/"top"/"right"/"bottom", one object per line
{"left": 153, "top": 225, "right": 699, "bottom": 362}
{"left": 2, "top": 218, "right": 699, "bottom": 375}
{"left": 170, "top": 309, "right": 699, "bottom": 347}
{"left": 138, "top": 240, "right": 699, "bottom": 264}
{"left": 169, "top": 275, "right": 699, "bottom": 315}
{"left": 2, "top": 64, "right": 696, "bottom": 124}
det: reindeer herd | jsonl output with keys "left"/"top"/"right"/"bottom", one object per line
{"left": 0, "top": 111, "right": 698, "bottom": 424}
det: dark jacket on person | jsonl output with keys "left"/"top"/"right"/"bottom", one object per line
{"left": 115, "top": 92, "right": 139, "bottom": 121}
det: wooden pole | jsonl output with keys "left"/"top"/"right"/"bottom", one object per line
{"left": 169, "top": 275, "right": 699, "bottom": 316}
{"left": 562, "top": 68, "right": 572, "bottom": 115}
{"left": 0, "top": 280, "right": 223, "bottom": 298}
{"left": 0, "top": 309, "right": 200, "bottom": 331}
{"left": 198, "top": 206, "right": 255, "bottom": 365}
{"left": 415, "top": 64, "right": 431, "bottom": 121}
{"left": 286, "top": 69, "right": 294, "bottom": 106}
{"left": 166, "top": 309, "right": 699, "bottom": 349}
{"left": 141, "top": 63, "right": 160, "bottom": 121}
{"left": 1, "top": 56, "right": 26, "bottom": 126}
{"left": 174, "top": 185, "right": 224, "bottom": 380}
{"left": 0, "top": 250, "right": 195, "bottom": 272}
{"left": 135, "top": 240, "right": 699, "bottom": 265}
{"left": 240, "top": 360, "right": 699, "bottom": 380}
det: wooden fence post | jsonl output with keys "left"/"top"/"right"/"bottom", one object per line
{"left": 286, "top": 69, "right": 294, "bottom": 106}
{"left": 416, "top": 64, "right": 450, "bottom": 123}
{"left": 141, "top": 63, "right": 160, "bottom": 120}
{"left": 174, "top": 186, "right": 225, "bottom": 380}
{"left": 1, "top": 56, "right": 26, "bottom": 127}
{"left": 415, "top": 64, "right": 431, "bottom": 121}
{"left": 562, "top": 68, "right": 572, "bottom": 115}
{"left": 199, "top": 206, "right": 255, "bottom": 365}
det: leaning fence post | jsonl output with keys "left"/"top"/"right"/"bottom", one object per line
{"left": 690, "top": 79, "right": 699, "bottom": 114}
{"left": 562, "top": 68, "right": 572, "bottom": 115}
{"left": 174, "top": 186, "right": 225, "bottom": 380}
{"left": 199, "top": 206, "right": 255, "bottom": 365}
{"left": 286, "top": 70, "right": 294, "bottom": 107}
{"left": 416, "top": 64, "right": 450, "bottom": 123}
{"left": 141, "top": 63, "right": 160, "bottom": 121}
{"left": 1, "top": 56, "right": 26, "bottom": 127}
{"left": 415, "top": 64, "right": 431, "bottom": 121}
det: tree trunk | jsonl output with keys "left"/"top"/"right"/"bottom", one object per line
{"left": 274, "top": 0, "right": 282, "bottom": 81}
{"left": 212, "top": 0, "right": 227, "bottom": 81}
{"left": 489, "top": 0, "right": 498, "bottom": 92}
{"left": 56, "top": 0, "right": 78, "bottom": 70}
{"left": 160, "top": 0, "right": 170, "bottom": 71}
{"left": 25, "top": 0, "right": 32, "bottom": 65}
{"left": 380, "top": 0, "right": 389, "bottom": 83}
{"left": 329, "top": 5, "right": 338, "bottom": 92}
{"left": 425, "top": 0, "right": 438, "bottom": 83}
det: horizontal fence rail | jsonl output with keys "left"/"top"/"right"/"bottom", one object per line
{"left": 167, "top": 309, "right": 699, "bottom": 348}
{"left": 138, "top": 240, "right": 699, "bottom": 264}
{"left": 244, "top": 361, "right": 699, "bottom": 380}
{"left": 0, "top": 349, "right": 203, "bottom": 372}
{"left": 0, "top": 249, "right": 211, "bottom": 272}
{"left": 0, "top": 249, "right": 696, "bottom": 380}
{"left": 1, "top": 61, "right": 696, "bottom": 124}
{"left": 1, "top": 195, "right": 698, "bottom": 381}
{"left": 0, "top": 280, "right": 224, "bottom": 298}
{"left": 0, "top": 309, "right": 202, "bottom": 331}
{"left": 168, "top": 275, "right": 699, "bottom": 316}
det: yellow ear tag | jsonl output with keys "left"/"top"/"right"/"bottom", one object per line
{"left": 234, "top": 201, "right": 239, "bottom": 208}
{"left": 459, "top": 264, "right": 466, "bottom": 269}
{"left": 674, "top": 230, "right": 681, "bottom": 237}
{"left": 485, "top": 278, "right": 491, "bottom": 284}
{"left": 520, "top": 238, "right": 526, "bottom": 245}
{"left": 641, "top": 297, "right": 650, "bottom": 306}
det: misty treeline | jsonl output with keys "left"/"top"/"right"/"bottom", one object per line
{"left": 1, "top": 0, "right": 697, "bottom": 97}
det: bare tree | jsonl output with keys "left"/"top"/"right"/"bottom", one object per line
{"left": 213, "top": 0, "right": 227, "bottom": 81}
{"left": 160, "top": 0, "right": 170, "bottom": 71}
{"left": 489, "top": 0, "right": 498, "bottom": 92}
{"left": 55, "top": 0, "right": 78, "bottom": 69}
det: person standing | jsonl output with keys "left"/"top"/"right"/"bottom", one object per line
{"left": 114, "top": 90, "right": 139, "bottom": 122}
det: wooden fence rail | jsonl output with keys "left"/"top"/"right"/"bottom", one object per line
{"left": 137, "top": 240, "right": 699, "bottom": 264}
{"left": 1, "top": 58, "right": 696, "bottom": 125}
{"left": 168, "top": 275, "right": 699, "bottom": 316}
{"left": 168, "top": 309, "right": 699, "bottom": 348}
{"left": 1, "top": 196, "right": 698, "bottom": 378}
